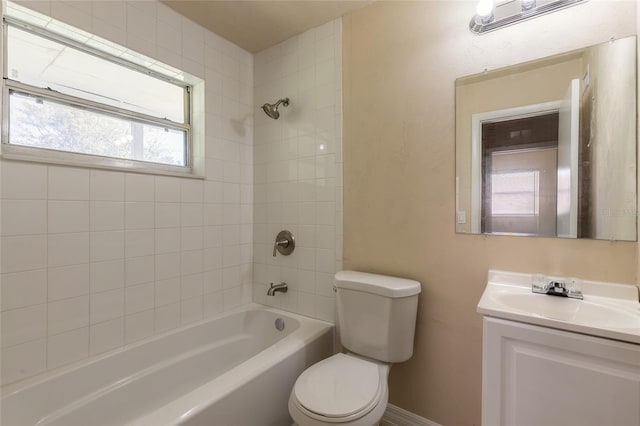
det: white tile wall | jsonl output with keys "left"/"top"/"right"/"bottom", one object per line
{"left": 0, "top": 0, "right": 253, "bottom": 385}
{"left": 252, "top": 19, "right": 343, "bottom": 322}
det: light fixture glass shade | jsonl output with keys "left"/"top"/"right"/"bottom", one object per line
{"left": 476, "top": 0, "right": 495, "bottom": 21}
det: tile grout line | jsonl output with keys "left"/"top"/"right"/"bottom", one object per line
{"left": 44, "top": 164, "right": 49, "bottom": 370}
{"left": 86, "top": 169, "right": 92, "bottom": 358}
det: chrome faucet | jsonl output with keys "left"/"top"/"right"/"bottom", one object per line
{"left": 267, "top": 282, "right": 288, "bottom": 296}
{"left": 532, "top": 276, "right": 583, "bottom": 300}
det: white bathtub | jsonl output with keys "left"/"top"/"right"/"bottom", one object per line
{"left": 1, "top": 304, "right": 334, "bottom": 426}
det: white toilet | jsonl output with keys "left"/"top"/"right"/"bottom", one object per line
{"left": 288, "top": 270, "right": 421, "bottom": 426}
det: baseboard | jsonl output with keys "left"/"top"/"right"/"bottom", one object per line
{"left": 380, "top": 404, "right": 442, "bottom": 426}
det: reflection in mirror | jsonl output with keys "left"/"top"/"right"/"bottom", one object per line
{"left": 455, "top": 36, "right": 637, "bottom": 241}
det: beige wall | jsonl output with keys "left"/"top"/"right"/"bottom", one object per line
{"left": 637, "top": 0, "right": 640, "bottom": 285}
{"left": 342, "top": 1, "right": 637, "bottom": 424}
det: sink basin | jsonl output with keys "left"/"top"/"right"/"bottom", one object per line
{"left": 492, "top": 291, "right": 640, "bottom": 328}
{"left": 478, "top": 271, "right": 640, "bottom": 344}
{"left": 494, "top": 292, "right": 581, "bottom": 320}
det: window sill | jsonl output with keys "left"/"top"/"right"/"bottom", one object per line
{"left": 1, "top": 145, "right": 205, "bottom": 179}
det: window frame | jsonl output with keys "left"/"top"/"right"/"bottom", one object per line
{"left": 1, "top": 17, "right": 196, "bottom": 177}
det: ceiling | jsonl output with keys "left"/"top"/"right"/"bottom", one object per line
{"left": 162, "top": 0, "right": 373, "bottom": 53}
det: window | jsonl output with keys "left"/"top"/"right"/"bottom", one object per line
{"left": 490, "top": 170, "right": 540, "bottom": 216}
{"left": 3, "top": 16, "right": 193, "bottom": 172}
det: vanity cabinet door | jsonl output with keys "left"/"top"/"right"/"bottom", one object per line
{"left": 482, "top": 317, "right": 640, "bottom": 426}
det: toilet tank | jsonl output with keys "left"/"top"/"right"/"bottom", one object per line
{"left": 335, "top": 271, "right": 421, "bottom": 363}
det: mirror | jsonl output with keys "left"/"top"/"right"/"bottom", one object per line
{"left": 455, "top": 36, "right": 637, "bottom": 241}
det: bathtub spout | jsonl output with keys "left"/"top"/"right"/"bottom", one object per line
{"left": 267, "top": 282, "right": 288, "bottom": 296}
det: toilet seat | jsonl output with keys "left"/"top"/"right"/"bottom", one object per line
{"left": 291, "top": 353, "right": 386, "bottom": 423}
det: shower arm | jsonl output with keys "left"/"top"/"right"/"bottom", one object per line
{"left": 274, "top": 98, "right": 289, "bottom": 108}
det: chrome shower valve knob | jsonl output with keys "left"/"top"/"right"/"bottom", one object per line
{"left": 272, "top": 230, "right": 295, "bottom": 256}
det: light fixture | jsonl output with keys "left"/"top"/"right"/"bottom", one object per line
{"left": 476, "top": 0, "right": 495, "bottom": 24}
{"left": 470, "top": 0, "right": 587, "bottom": 34}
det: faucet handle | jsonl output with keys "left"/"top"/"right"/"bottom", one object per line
{"left": 532, "top": 273, "right": 548, "bottom": 294}
{"left": 272, "top": 239, "right": 289, "bottom": 256}
{"left": 272, "top": 230, "right": 295, "bottom": 257}
{"left": 532, "top": 274, "right": 563, "bottom": 294}
{"left": 567, "top": 277, "right": 584, "bottom": 300}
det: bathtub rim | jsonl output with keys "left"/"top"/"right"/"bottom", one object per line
{"left": 1, "top": 303, "right": 333, "bottom": 399}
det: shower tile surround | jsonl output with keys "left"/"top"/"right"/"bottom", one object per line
{"left": 0, "top": 0, "right": 254, "bottom": 385}
{"left": 0, "top": 1, "right": 342, "bottom": 386}
{"left": 251, "top": 20, "right": 343, "bottom": 322}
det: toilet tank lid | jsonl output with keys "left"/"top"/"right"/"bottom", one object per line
{"left": 334, "top": 271, "right": 421, "bottom": 298}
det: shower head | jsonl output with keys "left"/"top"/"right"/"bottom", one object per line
{"left": 261, "top": 98, "right": 290, "bottom": 120}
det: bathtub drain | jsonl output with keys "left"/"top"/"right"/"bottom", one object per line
{"left": 275, "top": 318, "right": 285, "bottom": 331}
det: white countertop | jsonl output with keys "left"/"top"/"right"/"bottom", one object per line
{"left": 477, "top": 270, "right": 640, "bottom": 344}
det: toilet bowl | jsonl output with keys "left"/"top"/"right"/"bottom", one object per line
{"left": 288, "top": 271, "right": 421, "bottom": 426}
{"left": 288, "top": 353, "right": 389, "bottom": 426}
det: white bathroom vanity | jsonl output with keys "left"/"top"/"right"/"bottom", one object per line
{"left": 477, "top": 270, "right": 640, "bottom": 426}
